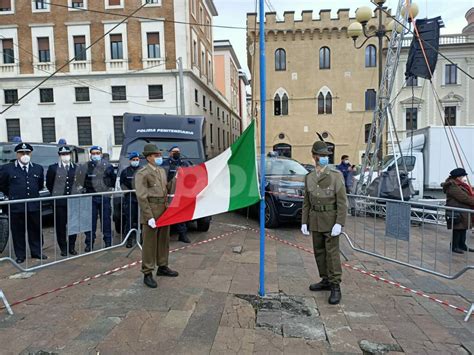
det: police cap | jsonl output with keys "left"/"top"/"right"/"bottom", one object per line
{"left": 14, "top": 143, "right": 33, "bottom": 153}
{"left": 128, "top": 151, "right": 140, "bottom": 160}
{"left": 58, "top": 146, "right": 72, "bottom": 154}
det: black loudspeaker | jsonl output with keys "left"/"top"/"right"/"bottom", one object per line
{"left": 405, "top": 17, "right": 443, "bottom": 80}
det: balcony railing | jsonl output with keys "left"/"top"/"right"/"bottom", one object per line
{"left": 106, "top": 59, "right": 128, "bottom": 71}
{"left": 142, "top": 57, "right": 165, "bottom": 70}
{"left": 71, "top": 60, "right": 90, "bottom": 72}
{"left": 0, "top": 63, "right": 18, "bottom": 76}
{"left": 402, "top": 34, "right": 474, "bottom": 47}
{"left": 34, "top": 62, "right": 55, "bottom": 74}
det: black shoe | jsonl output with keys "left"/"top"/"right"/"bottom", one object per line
{"left": 328, "top": 284, "right": 342, "bottom": 305}
{"left": 178, "top": 234, "right": 191, "bottom": 244}
{"left": 69, "top": 249, "right": 78, "bottom": 256}
{"left": 309, "top": 279, "right": 331, "bottom": 291}
{"left": 452, "top": 248, "right": 464, "bottom": 254}
{"left": 105, "top": 242, "right": 112, "bottom": 248}
{"left": 16, "top": 257, "right": 25, "bottom": 264}
{"left": 157, "top": 266, "right": 179, "bottom": 277}
{"left": 60, "top": 250, "right": 68, "bottom": 257}
{"left": 460, "top": 247, "right": 474, "bottom": 252}
{"left": 85, "top": 246, "right": 91, "bottom": 253}
{"left": 31, "top": 254, "right": 48, "bottom": 260}
{"left": 144, "top": 273, "right": 157, "bottom": 288}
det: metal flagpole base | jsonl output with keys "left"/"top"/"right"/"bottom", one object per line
{"left": 465, "top": 303, "right": 473, "bottom": 322}
{"left": 0, "top": 289, "right": 13, "bottom": 315}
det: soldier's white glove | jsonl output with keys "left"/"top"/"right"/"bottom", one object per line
{"left": 301, "top": 224, "right": 310, "bottom": 236}
{"left": 331, "top": 223, "right": 342, "bottom": 237}
{"left": 148, "top": 218, "right": 157, "bottom": 229}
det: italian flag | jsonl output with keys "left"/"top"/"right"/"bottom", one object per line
{"left": 157, "top": 120, "right": 260, "bottom": 227}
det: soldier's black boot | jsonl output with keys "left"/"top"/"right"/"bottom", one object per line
{"left": 178, "top": 233, "right": 191, "bottom": 244}
{"left": 144, "top": 273, "right": 157, "bottom": 288}
{"left": 328, "top": 284, "right": 342, "bottom": 305}
{"left": 157, "top": 266, "right": 179, "bottom": 277}
{"left": 309, "top": 278, "right": 331, "bottom": 291}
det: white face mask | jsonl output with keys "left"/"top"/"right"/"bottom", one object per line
{"left": 20, "top": 155, "right": 31, "bottom": 164}
{"left": 461, "top": 176, "right": 468, "bottom": 184}
{"left": 344, "top": 159, "right": 350, "bottom": 165}
{"left": 61, "top": 155, "right": 71, "bottom": 163}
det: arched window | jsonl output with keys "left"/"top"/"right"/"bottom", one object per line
{"left": 325, "top": 92, "right": 332, "bottom": 114}
{"left": 275, "top": 48, "right": 286, "bottom": 71}
{"left": 365, "top": 89, "right": 377, "bottom": 110}
{"left": 365, "top": 45, "right": 376, "bottom": 68}
{"left": 281, "top": 93, "right": 288, "bottom": 115}
{"left": 319, "top": 47, "right": 330, "bottom": 69}
{"left": 318, "top": 93, "right": 325, "bottom": 114}
{"left": 274, "top": 93, "right": 281, "bottom": 115}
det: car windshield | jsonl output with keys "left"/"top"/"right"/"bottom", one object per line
{"left": 0, "top": 144, "right": 75, "bottom": 168}
{"left": 125, "top": 139, "right": 201, "bottom": 159}
{"left": 264, "top": 158, "right": 308, "bottom": 176}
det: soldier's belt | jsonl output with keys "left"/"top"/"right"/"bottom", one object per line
{"left": 311, "top": 204, "right": 337, "bottom": 212}
{"left": 148, "top": 197, "right": 165, "bottom": 204}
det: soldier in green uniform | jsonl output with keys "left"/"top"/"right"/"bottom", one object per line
{"left": 135, "top": 144, "right": 179, "bottom": 288}
{"left": 301, "top": 141, "right": 347, "bottom": 304}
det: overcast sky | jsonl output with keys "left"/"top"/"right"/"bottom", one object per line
{"left": 213, "top": 0, "right": 474, "bottom": 74}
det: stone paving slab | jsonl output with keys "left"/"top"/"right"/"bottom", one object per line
{"left": 0, "top": 213, "right": 473, "bottom": 354}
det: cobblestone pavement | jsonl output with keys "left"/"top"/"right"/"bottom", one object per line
{"left": 0, "top": 213, "right": 473, "bottom": 354}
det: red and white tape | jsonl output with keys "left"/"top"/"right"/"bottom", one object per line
{"left": 2, "top": 228, "right": 244, "bottom": 309}
{"left": 258, "top": 229, "right": 468, "bottom": 314}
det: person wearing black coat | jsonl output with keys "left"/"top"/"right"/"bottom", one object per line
{"left": 442, "top": 168, "right": 474, "bottom": 254}
{"left": 46, "top": 146, "right": 80, "bottom": 256}
{"left": 0, "top": 143, "right": 47, "bottom": 263}
{"left": 120, "top": 152, "right": 141, "bottom": 248}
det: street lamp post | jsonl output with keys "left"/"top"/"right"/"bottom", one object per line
{"left": 347, "top": 1, "right": 419, "bottom": 161}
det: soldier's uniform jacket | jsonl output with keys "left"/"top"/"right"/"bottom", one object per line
{"left": 134, "top": 163, "right": 172, "bottom": 224}
{"left": 76, "top": 160, "right": 116, "bottom": 193}
{"left": 302, "top": 167, "right": 348, "bottom": 232}
{"left": 0, "top": 161, "right": 44, "bottom": 213}
{"left": 46, "top": 162, "right": 79, "bottom": 200}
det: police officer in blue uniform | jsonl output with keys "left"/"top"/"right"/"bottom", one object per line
{"left": 162, "top": 146, "right": 190, "bottom": 243}
{"left": 0, "top": 143, "right": 47, "bottom": 263}
{"left": 46, "top": 146, "right": 79, "bottom": 256}
{"left": 76, "top": 146, "right": 116, "bottom": 252}
{"left": 120, "top": 151, "right": 141, "bottom": 248}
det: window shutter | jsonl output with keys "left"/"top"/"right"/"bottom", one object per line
{"left": 147, "top": 32, "right": 160, "bottom": 45}
{"left": 2, "top": 39, "right": 13, "bottom": 50}
{"left": 109, "top": 0, "right": 121, "bottom": 5}
{"left": 74, "top": 35, "right": 85, "bottom": 44}
{"left": 38, "top": 37, "right": 50, "bottom": 50}
{"left": 110, "top": 34, "right": 122, "bottom": 42}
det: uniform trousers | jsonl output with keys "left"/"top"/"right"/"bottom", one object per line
{"left": 10, "top": 210, "right": 42, "bottom": 259}
{"left": 312, "top": 231, "right": 342, "bottom": 285}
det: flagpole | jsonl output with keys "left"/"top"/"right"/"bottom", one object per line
{"left": 258, "top": 0, "right": 266, "bottom": 297}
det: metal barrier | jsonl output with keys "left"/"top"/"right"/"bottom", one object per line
{"left": 343, "top": 194, "right": 474, "bottom": 322}
{"left": 0, "top": 190, "right": 141, "bottom": 273}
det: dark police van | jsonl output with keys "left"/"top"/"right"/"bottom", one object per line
{"left": 0, "top": 142, "right": 88, "bottom": 253}
{"left": 114, "top": 113, "right": 211, "bottom": 232}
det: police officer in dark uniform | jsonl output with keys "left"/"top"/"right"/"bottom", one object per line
{"left": 76, "top": 146, "right": 116, "bottom": 252}
{"left": 162, "top": 146, "right": 190, "bottom": 243}
{"left": 46, "top": 146, "right": 79, "bottom": 256}
{"left": 120, "top": 151, "right": 141, "bottom": 248}
{"left": 0, "top": 143, "right": 47, "bottom": 263}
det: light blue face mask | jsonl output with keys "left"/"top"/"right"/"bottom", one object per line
{"left": 131, "top": 161, "right": 140, "bottom": 168}
{"left": 155, "top": 157, "right": 163, "bottom": 166}
{"left": 91, "top": 155, "right": 101, "bottom": 162}
{"left": 318, "top": 156, "right": 329, "bottom": 167}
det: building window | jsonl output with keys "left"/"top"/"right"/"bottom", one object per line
{"left": 223, "top": 130, "right": 226, "bottom": 148}
{"left": 37, "top": 37, "right": 50, "bottom": 62}
{"left": 444, "top": 106, "right": 456, "bottom": 126}
{"left": 405, "top": 108, "right": 418, "bottom": 130}
{"left": 71, "top": 0, "right": 85, "bottom": 8}
{"left": 0, "top": 0, "right": 13, "bottom": 11}
{"left": 77, "top": 117, "right": 92, "bottom": 145}
{"left": 275, "top": 48, "right": 286, "bottom": 71}
{"left": 33, "top": 0, "right": 48, "bottom": 10}
{"left": 41, "top": 117, "right": 56, "bottom": 143}
{"left": 365, "top": 45, "right": 376, "bottom": 68}
{"left": 40, "top": 88, "right": 54, "bottom": 103}
{"left": 222, "top": 111, "right": 224, "bottom": 120}
{"left": 113, "top": 116, "right": 124, "bottom": 145}
{"left": 73, "top": 35, "right": 86, "bottom": 61}
{"left": 217, "top": 127, "right": 220, "bottom": 149}
{"left": 4, "top": 89, "right": 18, "bottom": 104}
{"left": 194, "top": 89, "right": 198, "bottom": 103}
{"left": 445, "top": 64, "right": 457, "bottom": 85}
{"left": 364, "top": 124, "right": 375, "bottom": 143}
{"left": 325, "top": 92, "right": 332, "bottom": 114}
{"left": 209, "top": 100, "right": 213, "bottom": 113}
{"left": 148, "top": 85, "right": 163, "bottom": 100}
{"left": 406, "top": 76, "right": 418, "bottom": 87}
{"left": 201, "top": 50, "right": 205, "bottom": 72}
{"left": 319, "top": 47, "right": 330, "bottom": 69}
{"left": 202, "top": 95, "right": 206, "bottom": 109}
{"left": 217, "top": 107, "right": 220, "bottom": 118}
{"left": 317, "top": 93, "right": 325, "bottom": 114}
{"left": 146, "top": 32, "right": 160, "bottom": 58}
{"left": 365, "top": 89, "right": 376, "bottom": 111}
{"left": 75, "top": 87, "right": 90, "bottom": 102}
{"left": 1, "top": 39, "right": 14, "bottom": 64}
{"left": 191, "top": 0, "right": 195, "bottom": 16}
{"left": 274, "top": 93, "right": 289, "bottom": 116}
{"left": 193, "top": 40, "right": 197, "bottom": 65}
{"left": 111, "top": 86, "right": 126, "bottom": 101}
{"left": 317, "top": 91, "right": 332, "bottom": 114}
{"left": 107, "top": 0, "right": 122, "bottom": 6}
{"left": 144, "top": 0, "right": 160, "bottom": 4}
{"left": 6, "top": 119, "right": 20, "bottom": 141}
{"left": 110, "top": 34, "right": 123, "bottom": 60}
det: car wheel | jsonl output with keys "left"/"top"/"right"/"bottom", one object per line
{"left": 196, "top": 217, "right": 211, "bottom": 232}
{"left": 0, "top": 217, "right": 9, "bottom": 254}
{"left": 265, "top": 197, "right": 279, "bottom": 228}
